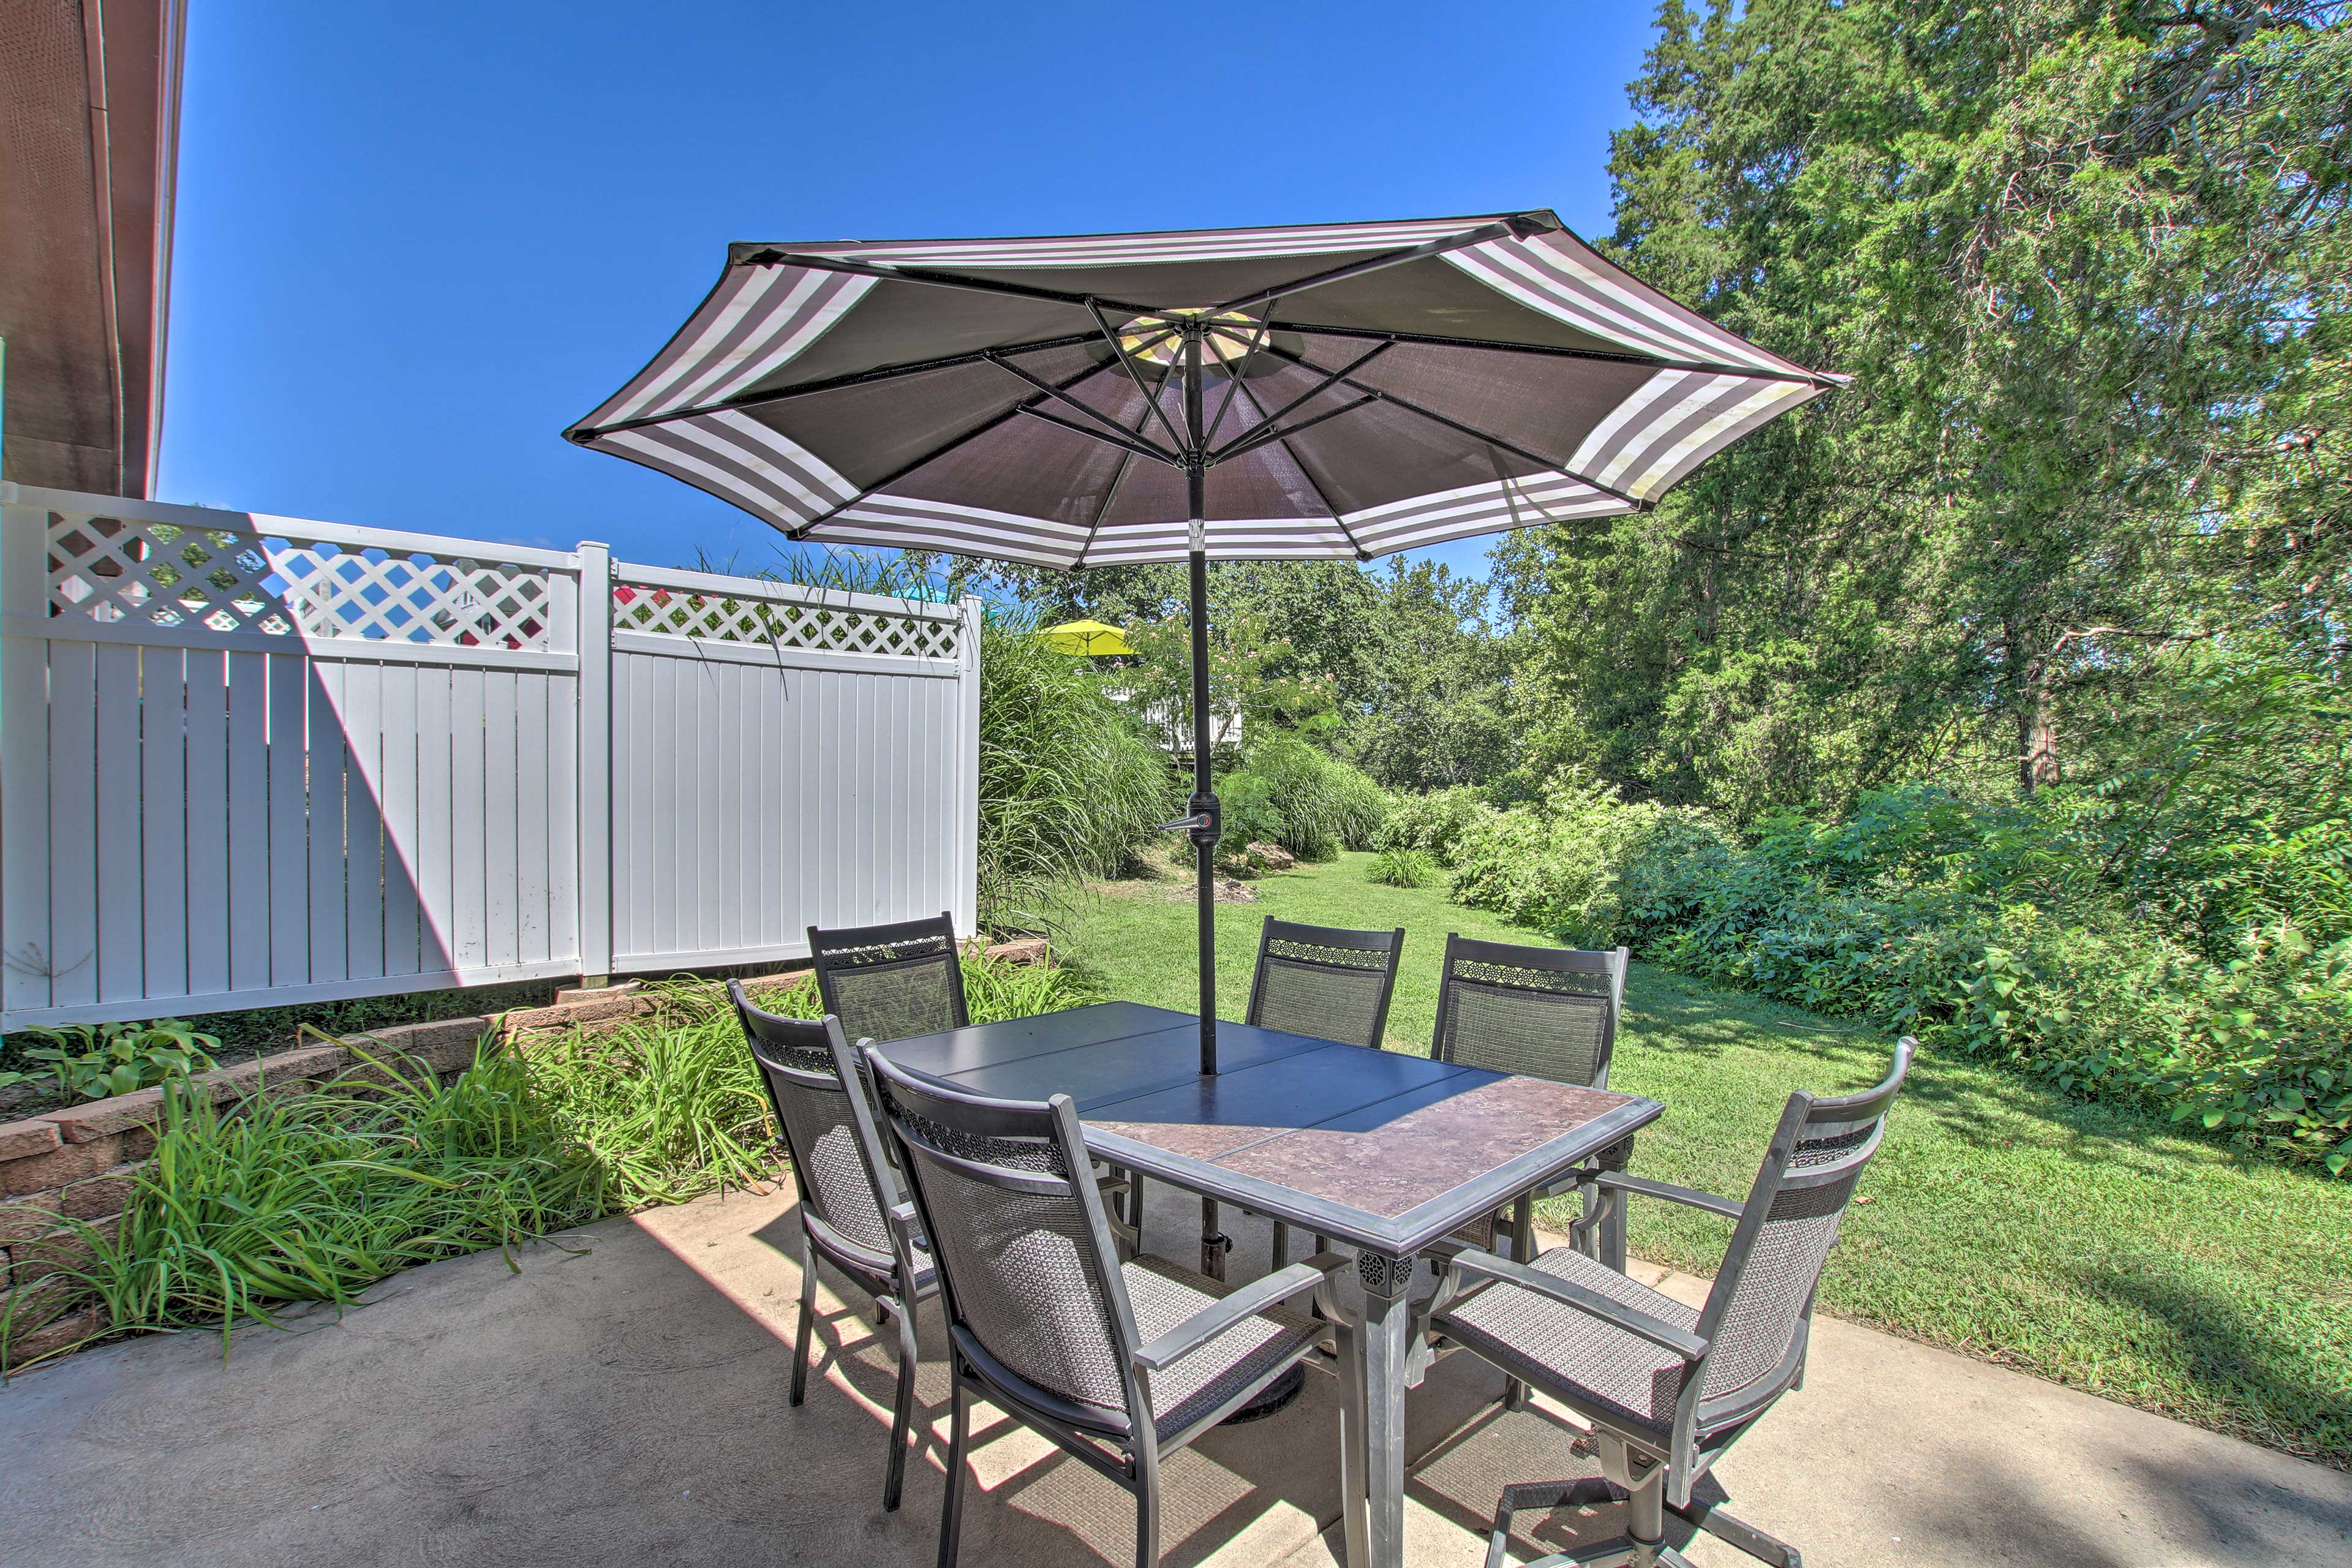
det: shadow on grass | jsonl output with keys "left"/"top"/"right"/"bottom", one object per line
{"left": 1624, "top": 962, "right": 2298, "bottom": 1180}
{"left": 2076, "top": 1257, "right": 2352, "bottom": 1471}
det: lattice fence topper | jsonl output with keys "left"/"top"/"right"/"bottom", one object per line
{"left": 44, "top": 511, "right": 554, "bottom": 649}
{"left": 611, "top": 579, "right": 960, "bottom": 660}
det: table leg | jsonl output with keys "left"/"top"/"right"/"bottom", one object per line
{"left": 1200, "top": 1195, "right": 1227, "bottom": 1281}
{"left": 1336, "top": 1311, "right": 1367, "bottom": 1568}
{"left": 1600, "top": 1144, "right": 1632, "bottom": 1274}
{"left": 1355, "top": 1250, "right": 1415, "bottom": 1568}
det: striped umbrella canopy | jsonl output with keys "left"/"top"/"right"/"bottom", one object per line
{"left": 565, "top": 211, "right": 1834, "bottom": 1086}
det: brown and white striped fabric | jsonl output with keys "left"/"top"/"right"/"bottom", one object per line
{"left": 567, "top": 212, "right": 1833, "bottom": 566}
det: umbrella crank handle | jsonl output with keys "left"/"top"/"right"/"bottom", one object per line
{"left": 1155, "top": 791, "right": 1223, "bottom": 849}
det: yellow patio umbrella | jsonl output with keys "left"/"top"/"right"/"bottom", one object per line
{"left": 1037, "top": 619, "right": 1132, "bottom": 656}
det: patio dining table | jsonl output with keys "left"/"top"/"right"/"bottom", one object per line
{"left": 873, "top": 999, "right": 1663, "bottom": 1568}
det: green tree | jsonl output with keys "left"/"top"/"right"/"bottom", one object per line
{"left": 1497, "top": 0, "right": 2351, "bottom": 823}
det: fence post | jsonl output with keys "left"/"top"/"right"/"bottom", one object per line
{"left": 0, "top": 487, "right": 54, "bottom": 1013}
{"left": 576, "top": 541, "right": 614, "bottom": 984}
{"left": 957, "top": 594, "right": 984, "bottom": 940}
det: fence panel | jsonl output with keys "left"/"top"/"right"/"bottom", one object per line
{"left": 603, "top": 563, "right": 978, "bottom": 974}
{"left": 1, "top": 485, "right": 980, "bottom": 1030}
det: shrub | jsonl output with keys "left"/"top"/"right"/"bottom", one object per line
{"left": 1447, "top": 768, "right": 1678, "bottom": 943}
{"left": 1596, "top": 783, "right": 2352, "bottom": 1175}
{"left": 1368, "top": 848, "right": 1441, "bottom": 888}
{"left": 1375, "top": 786, "right": 1495, "bottom": 867}
{"left": 1216, "top": 733, "right": 1390, "bottom": 862}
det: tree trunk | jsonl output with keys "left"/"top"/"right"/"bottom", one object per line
{"left": 2018, "top": 651, "right": 2060, "bottom": 795}
{"left": 2005, "top": 617, "right": 2060, "bottom": 796}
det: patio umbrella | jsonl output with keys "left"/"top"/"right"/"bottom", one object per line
{"left": 1038, "top": 618, "right": 1133, "bottom": 656}
{"left": 565, "top": 210, "right": 1835, "bottom": 1077}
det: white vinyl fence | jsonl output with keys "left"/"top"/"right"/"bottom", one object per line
{"left": 0, "top": 483, "right": 980, "bottom": 1030}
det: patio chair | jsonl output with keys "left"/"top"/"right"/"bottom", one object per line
{"left": 1433, "top": 937, "right": 1630, "bottom": 1268}
{"left": 1428, "top": 1039, "right": 1915, "bottom": 1568}
{"left": 728, "top": 981, "right": 935, "bottom": 1512}
{"left": 807, "top": 913, "right": 970, "bottom": 1042}
{"left": 1242, "top": 918, "right": 1406, "bottom": 1271}
{"left": 810, "top": 913, "right": 1140, "bottom": 1235}
{"left": 861, "top": 1044, "right": 1350, "bottom": 1568}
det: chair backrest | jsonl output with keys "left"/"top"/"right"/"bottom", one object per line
{"left": 1691, "top": 1038, "right": 1914, "bottom": 1424}
{"left": 728, "top": 981, "right": 903, "bottom": 1275}
{"left": 807, "top": 913, "right": 970, "bottom": 1044}
{"left": 1430, "top": 935, "right": 1628, "bottom": 1088}
{"left": 861, "top": 1045, "right": 1145, "bottom": 1431}
{"left": 1245, "top": 917, "right": 1406, "bottom": 1050}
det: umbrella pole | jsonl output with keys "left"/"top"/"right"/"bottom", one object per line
{"left": 1182, "top": 325, "right": 1219, "bottom": 1080}
{"left": 1183, "top": 326, "right": 1231, "bottom": 1280}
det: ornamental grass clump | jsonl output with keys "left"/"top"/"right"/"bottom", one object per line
{"left": 6, "top": 1049, "right": 604, "bottom": 1365}
{"left": 519, "top": 980, "right": 776, "bottom": 1208}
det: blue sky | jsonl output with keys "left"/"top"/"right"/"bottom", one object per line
{"left": 158, "top": 2, "right": 1661, "bottom": 584}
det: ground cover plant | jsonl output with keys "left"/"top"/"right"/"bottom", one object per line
{"left": 0, "top": 1020, "right": 220, "bottom": 1107}
{"left": 1055, "top": 853, "right": 2352, "bottom": 1468}
{"left": 0, "top": 956, "right": 1092, "bottom": 1372}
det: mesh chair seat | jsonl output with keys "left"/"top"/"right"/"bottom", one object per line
{"left": 1124, "top": 1256, "right": 1324, "bottom": 1437}
{"left": 865, "top": 1046, "right": 1345, "bottom": 1568}
{"left": 1439, "top": 1245, "right": 1700, "bottom": 1438}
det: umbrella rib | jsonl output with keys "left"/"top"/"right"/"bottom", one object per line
{"left": 1202, "top": 312, "right": 1276, "bottom": 447}
{"left": 1087, "top": 300, "right": 1193, "bottom": 456}
{"left": 785, "top": 353, "right": 1139, "bottom": 540}
{"left": 1205, "top": 341, "right": 1393, "bottom": 461}
{"left": 567, "top": 333, "right": 1106, "bottom": 440}
{"left": 985, "top": 352, "right": 1182, "bottom": 462}
{"left": 1225, "top": 374, "right": 1368, "bottom": 557}
{"left": 1075, "top": 351, "right": 1182, "bottom": 570}
{"left": 1270, "top": 320, "right": 1833, "bottom": 388}
{"left": 1016, "top": 404, "right": 1182, "bottom": 464}
{"left": 735, "top": 247, "right": 1158, "bottom": 316}
{"left": 1248, "top": 339, "right": 1650, "bottom": 511}
{"left": 1212, "top": 394, "right": 1382, "bottom": 466}
{"left": 1204, "top": 216, "right": 1546, "bottom": 317}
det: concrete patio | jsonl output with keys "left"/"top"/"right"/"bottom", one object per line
{"left": 1, "top": 1178, "right": 2344, "bottom": 1568}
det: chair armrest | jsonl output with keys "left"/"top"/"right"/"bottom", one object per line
{"left": 1133, "top": 1254, "right": 1348, "bottom": 1372}
{"left": 1444, "top": 1248, "right": 1708, "bottom": 1362}
{"left": 887, "top": 1199, "right": 921, "bottom": 1236}
{"left": 1590, "top": 1172, "right": 1746, "bottom": 1221}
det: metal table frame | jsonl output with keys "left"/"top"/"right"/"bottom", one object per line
{"left": 874, "top": 1000, "right": 1662, "bottom": 1568}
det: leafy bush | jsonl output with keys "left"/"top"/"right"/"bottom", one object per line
{"left": 1606, "top": 783, "right": 2352, "bottom": 1175}
{"left": 1368, "top": 848, "right": 1441, "bottom": 888}
{"left": 0, "top": 1020, "right": 219, "bottom": 1104}
{"left": 976, "top": 612, "right": 1176, "bottom": 927}
{"left": 1447, "top": 769, "right": 1684, "bottom": 944}
{"left": 1216, "top": 733, "right": 1389, "bottom": 862}
{"left": 1375, "top": 786, "right": 1495, "bottom": 867}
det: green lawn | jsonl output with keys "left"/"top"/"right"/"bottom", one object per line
{"left": 1054, "top": 852, "right": 2352, "bottom": 1469}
